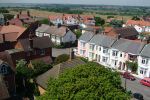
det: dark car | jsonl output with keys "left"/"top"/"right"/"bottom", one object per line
{"left": 122, "top": 72, "right": 135, "bottom": 81}
{"left": 133, "top": 93, "right": 143, "bottom": 100}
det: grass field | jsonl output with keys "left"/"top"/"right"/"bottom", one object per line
{"left": 9, "top": 9, "right": 132, "bottom": 21}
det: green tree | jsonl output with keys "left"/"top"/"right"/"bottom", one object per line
{"left": 132, "top": 16, "right": 140, "bottom": 20}
{"left": 4, "top": 14, "right": 14, "bottom": 21}
{"left": 54, "top": 54, "right": 69, "bottom": 64}
{"left": 110, "top": 19, "right": 124, "bottom": 28}
{"left": 75, "top": 29, "right": 82, "bottom": 39}
{"left": 94, "top": 17, "right": 105, "bottom": 26}
{"left": 16, "top": 59, "right": 33, "bottom": 78}
{"left": 39, "top": 18, "right": 53, "bottom": 25}
{"left": 126, "top": 61, "right": 138, "bottom": 73}
{"left": 31, "top": 60, "right": 52, "bottom": 77}
{"left": 38, "top": 62, "right": 130, "bottom": 100}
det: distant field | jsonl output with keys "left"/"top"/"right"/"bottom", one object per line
{"left": 8, "top": 9, "right": 132, "bottom": 21}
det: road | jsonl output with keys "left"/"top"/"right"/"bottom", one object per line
{"left": 121, "top": 77, "right": 150, "bottom": 100}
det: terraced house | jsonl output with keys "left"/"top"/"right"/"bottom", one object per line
{"left": 77, "top": 32, "right": 150, "bottom": 77}
{"left": 138, "top": 44, "right": 150, "bottom": 78}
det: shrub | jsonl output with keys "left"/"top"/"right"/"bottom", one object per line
{"left": 54, "top": 54, "right": 69, "bottom": 64}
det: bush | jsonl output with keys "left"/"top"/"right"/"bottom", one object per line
{"left": 126, "top": 61, "right": 138, "bottom": 73}
{"left": 54, "top": 54, "right": 69, "bottom": 64}
{"left": 31, "top": 60, "right": 52, "bottom": 77}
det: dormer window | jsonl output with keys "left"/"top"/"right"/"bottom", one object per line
{"left": 1, "top": 65, "right": 7, "bottom": 74}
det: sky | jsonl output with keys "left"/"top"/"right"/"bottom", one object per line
{"left": 0, "top": 0, "right": 150, "bottom": 6}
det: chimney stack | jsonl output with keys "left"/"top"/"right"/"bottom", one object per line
{"left": 2, "top": 34, "right": 5, "bottom": 42}
{"left": 17, "top": 14, "right": 19, "bottom": 19}
{"left": 27, "top": 10, "right": 30, "bottom": 17}
{"left": 69, "top": 48, "right": 75, "bottom": 61}
{"left": 29, "top": 33, "right": 33, "bottom": 49}
{"left": 116, "top": 34, "right": 121, "bottom": 40}
{"left": 19, "top": 11, "right": 22, "bottom": 15}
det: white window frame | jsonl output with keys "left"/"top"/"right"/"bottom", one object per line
{"left": 141, "top": 58, "right": 149, "bottom": 65}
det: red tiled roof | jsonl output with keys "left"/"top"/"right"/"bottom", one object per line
{"left": 19, "top": 14, "right": 30, "bottom": 19}
{"left": 104, "top": 27, "right": 113, "bottom": 33}
{"left": 126, "top": 20, "right": 150, "bottom": 26}
{"left": 0, "top": 25, "right": 26, "bottom": 42}
{"left": 49, "top": 15, "right": 63, "bottom": 20}
{"left": 9, "top": 18, "right": 23, "bottom": 26}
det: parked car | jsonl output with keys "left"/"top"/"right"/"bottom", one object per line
{"left": 140, "top": 77, "right": 150, "bottom": 87}
{"left": 133, "top": 93, "right": 143, "bottom": 100}
{"left": 122, "top": 72, "right": 135, "bottom": 81}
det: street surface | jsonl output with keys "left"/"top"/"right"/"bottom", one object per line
{"left": 121, "top": 77, "right": 150, "bottom": 100}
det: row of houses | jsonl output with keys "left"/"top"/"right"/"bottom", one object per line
{"left": 77, "top": 32, "right": 150, "bottom": 78}
{"left": 49, "top": 14, "right": 95, "bottom": 26}
{"left": 123, "top": 19, "right": 150, "bottom": 33}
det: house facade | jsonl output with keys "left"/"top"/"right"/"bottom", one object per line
{"left": 77, "top": 33, "right": 150, "bottom": 78}
{"left": 88, "top": 34, "right": 117, "bottom": 67}
{"left": 49, "top": 15, "right": 63, "bottom": 25}
{"left": 110, "top": 38, "right": 145, "bottom": 71}
{"left": 138, "top": 44, "right": 150, "bottom": 78}
{"left": 36, "top": 24, "right": 76, "bottom": 45}
{"left": 123, "top": 20, "right": 150, "bottom": 33}
{"left": 78, "top": 32, "right": 94, "bottom": 58}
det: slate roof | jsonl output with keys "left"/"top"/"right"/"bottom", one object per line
{"left": 0, "top": 75, "right": 10, "bottom": 100}
{"left": 107, "top": 27, "right": 139, "bottom": 38}
{"left": 36, "top": 24, "right": 73, "bottom": 37}
{"left": 90, "top": 34, "right": 117, "bottom": 47}
{"left": 112, "top": 38, "right": 145, "bottom": 55}
{"left": 78, "top": 32, "right": 94, "bottom": 42}
{"left": 19, "top": 36, "right": 53, "bottom": 51}
{"left": 140, "top": 43, "right": 150, "bottom": 58}
{"left": 36, "top": 58, "right": 85, "bottom": 89}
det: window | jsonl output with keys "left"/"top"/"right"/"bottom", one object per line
{"left": 89, "top": 44, "right": 94, "bottom": 51}
{"left": 99, "top": 47, "right": 101, "bottom": 51}
{"left": 103, "top": 48, "right": 108, "bottom": 54}
{"left": 141, "top": 58, "right": 149, "bottom": 65}
{"left": 120, "top": 53, "right": 122, "bottom": 57}
{"left": 89, "top": 52, "right": 94, "bottom": 59}
{"left": 81, "top": 42, "right": 85, "bottom": 48}
{"left": 40, "top": 49, "right": 45, "bottom": 55}
{"left": 112, "top": 50, "right": 118, "bottom": 56}
{"left": 102, "top": 56, "right": 108, "bottom": 62}
{"left": 80, "top": 50, "right": 85, "bottom": 55}
{"left": 140, "top": 68, "right": 147, "bottom": 75}
{"left": 95, "top": 46, "right": 98, "bottom": 50}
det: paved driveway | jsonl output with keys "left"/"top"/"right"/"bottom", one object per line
{"left": 52, "top": 48, "right": 71, "bottom": 57}
{"left": 121, "top": 77, "right": 150, "bottom": 100}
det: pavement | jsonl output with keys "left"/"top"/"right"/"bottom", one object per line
{"left": 121, "top": 77, "right": 150, "bottom": 100}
